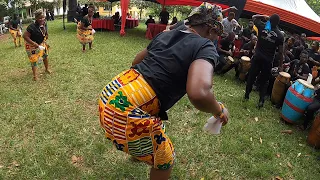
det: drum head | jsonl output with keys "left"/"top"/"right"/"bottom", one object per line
{"left": 241, "top": 56, "right": 250, "bottom": 61}
{"left": 279, "top": 72, "right": 291, "bottom": 78}
{"left": 298, "top": 79, "right": 314, "bottom": 89}
{"left": 228, "top": 56, "right": 234, "bottom": 62}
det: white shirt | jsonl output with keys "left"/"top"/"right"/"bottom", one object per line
{"left": 222, "top": 18, "right": 239, "bottom": 34}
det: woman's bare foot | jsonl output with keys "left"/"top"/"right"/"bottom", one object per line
{"left": 45, "top": 70, "right": 52, "bottom": 74}
{"left": 33, "top": 76, "right": 38, "bottom": 81}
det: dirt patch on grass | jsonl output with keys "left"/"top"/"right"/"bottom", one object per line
{"left": 0, "top": 33, "right": 10, "bottom": 42}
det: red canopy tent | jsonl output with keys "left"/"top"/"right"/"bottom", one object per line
{"left": 243, "top": 0, "right": 320, "bottom": 36}
{"left": 307, "top": 37, "right": 320, "bottom": 42}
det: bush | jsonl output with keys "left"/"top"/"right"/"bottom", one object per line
{"left": 54, "top": 15, "right": 64, "bottom": 19}
{"left": 22, "top": 18, "right": 34, "bottom": 24}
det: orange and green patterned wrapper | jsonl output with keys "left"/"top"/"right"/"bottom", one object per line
{"left": 98, "top": 69, "right": 175, "bottom": 170}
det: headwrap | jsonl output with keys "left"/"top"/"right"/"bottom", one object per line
{"left": 34, "top": 9, "right": 44, "bottom": 20}
{"left": 186, "top": 3, "right": 223, "bottom": 35}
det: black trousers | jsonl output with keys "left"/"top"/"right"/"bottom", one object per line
{"left": 215, "top": 55, "right": 227, "bottom": 73}
{"left": 305, "top": 99, "right": 320, "bottom": 128}
{"left": 245, "top": 53, "right": 273, "bottom": 102}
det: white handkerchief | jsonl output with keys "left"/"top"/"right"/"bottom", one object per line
{"left": 203, "top": 116, "right": 222, "bottom": 135}
{"left": 39, "top": 46, "right": 45, "bottom": 50}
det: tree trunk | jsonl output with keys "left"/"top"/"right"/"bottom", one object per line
{"left": 139, "top": 9, "right": 142, "bottom": 19}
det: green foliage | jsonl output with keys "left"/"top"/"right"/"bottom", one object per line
{"left": 22, "top": 17, "right": 34, "bottom": 24}
{"left": 147, "top": 4, "right": 191, "bottom": 21}
{"left": 306, "top": 0, "right": 320, "bottom": 15}
{"left": 0, "top": 0, "right": 25, "bottom": 17}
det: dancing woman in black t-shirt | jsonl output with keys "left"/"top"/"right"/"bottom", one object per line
{"left": 23, "top": 9, "right": 51, "bottom": 81}
{"left": 244, "top": 14, "right": 284, "bottom": 108}
{"left": 98, "top": 3, "right": 229, "bottom": 180}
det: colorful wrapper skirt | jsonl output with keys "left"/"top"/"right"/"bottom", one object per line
{"left": 25, "top": 41, "right": 49, "bottom": 67}
{"left": 77, "top": 22, "right": 94, "bottom": 45}
{"left": 98, "top": 69, "right": 175, "bottom": 170}
{"left": 9, "top": 29, "right": 22, "bottom": 46}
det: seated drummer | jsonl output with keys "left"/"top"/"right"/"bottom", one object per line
{"left": 307, "top": 41, "right": 320, "bottom": 67}
{"left": 240, "top": 35, "right": 257, "bottom": 58}
{"left": 288, "top": 50, "right": 311, "bottom": 81}
{"left": 241, "top": 20, "right": 257, "bottom": 44}
{"left": 215, "top": 32, "right": 235, "bottom": 74}
{"left": 284, "top": 37, "right": 296, "bottom": 62}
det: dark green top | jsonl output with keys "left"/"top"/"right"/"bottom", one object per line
{"left": 81, "top": 15, "right": 92, "bottom": 28}
{"left": 9, "top": 19, "right": 20, "bottom": 29}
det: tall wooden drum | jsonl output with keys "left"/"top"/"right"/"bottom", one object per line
{"left": 221, "top": 56, "right": 234, "bottom": 71}
{"left": 307, "top": 112, "right": 320, "bottom": 149}
{"left": 239, "top": 56, "right": 251, "bottom": 81}
{"left": 271, "top": 72, "right": 291, "bottom": 105}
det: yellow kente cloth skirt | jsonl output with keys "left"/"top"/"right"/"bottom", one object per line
{"left": 9, "top": 28, "right": 22, "bottom": 39}
{"left": 77, "top": 22, "right": 94, "bottom": 45}
{"left": 25, "top": 41, "right": 49, "bottom": 66}
{"left": 9, "top": 29, "right": 22, "bottom": 46}
{"left": 98, "top": 69, "right": 175, "bottom": 170}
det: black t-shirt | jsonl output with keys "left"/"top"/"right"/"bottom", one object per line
{"left": 308, "top": 49, "right": 320, "bottom": 67}
{"left": 309, "top": 49, "right": 320, "bottom": 61}
{"left": 133, "top": 30, "right": 219, "bottom": 112}
{"left": 9, "top": 19, "right": 20, "bottom": 29}
{"left": 82, "top": 7, "right": 88, "bottom": 16}
{"left": 219, "top": 38, "right": 234, "bottom": 55}
{"left": 254, "top": 19, "right": 284, "bottom": 59}
{"left": 170, "top": 21, "right": 184, "bottom": 30}
{"left": 242, "top": 28, "right": 256, "bottom": 40}
{"left": 170, "top": 21, "right": 189, "bottom": 32}
{"left": 145, "top": 19, "right": 155, "bottom": 26}
{"left": 242, "top": 42, "right": 255, "bottom": 57}
{"left": 81, "top": 15, "right": 91, "bottom": 27}
{"left": 26, "top": 22, "right": 46, "bottom": 44}
{"left": 289, "top": 60, "right": 311, "bottom": 78}
{"left": 160, "top": 11, "right": 169, "bottom": 22}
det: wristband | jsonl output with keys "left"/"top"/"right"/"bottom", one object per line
{"left": 214, "top": 103, "right": 225, "bottom": 119}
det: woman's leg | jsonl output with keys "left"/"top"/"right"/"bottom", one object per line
{"left": 43, "top": 58, "right": 51, "bottom": 73}
{"left": 32, "top": 65, "right": 38, "bottom": 81}
{"left": 13, "top": 37, "right": 17, "bottom": 47}
{"left": 18, "top": 36, "right": 21, "bottom": 46}
{"left": 89, "top": 42, "right": 92, "bottom": 50}
{"left": 150, "top": 166, "right": 173, "bottom": 180}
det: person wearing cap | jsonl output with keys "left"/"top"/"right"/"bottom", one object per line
{"left": 9, "top": 14, "right": 22, "bottom": 47}
{"left": 77, "top": 5, "right": 95, "bottom": 52}
{"left": 98, "top": 3, "right": 229, "bottom": 180}
{"left": 244, "top": 14, "right": 285, "bottom": 108}
{"left": 23, "top": 9, "right": 50, "bottom": 81}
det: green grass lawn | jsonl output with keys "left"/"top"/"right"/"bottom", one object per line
{"left": 0, "top": 20, "right": 319, "bottom": 179}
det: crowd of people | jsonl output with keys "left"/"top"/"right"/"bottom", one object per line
{"left": 188, "top": 8, "right": 320, "bottom": 129}
{"left": 145, "top": 7, "right": 179, "bottom": 28}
